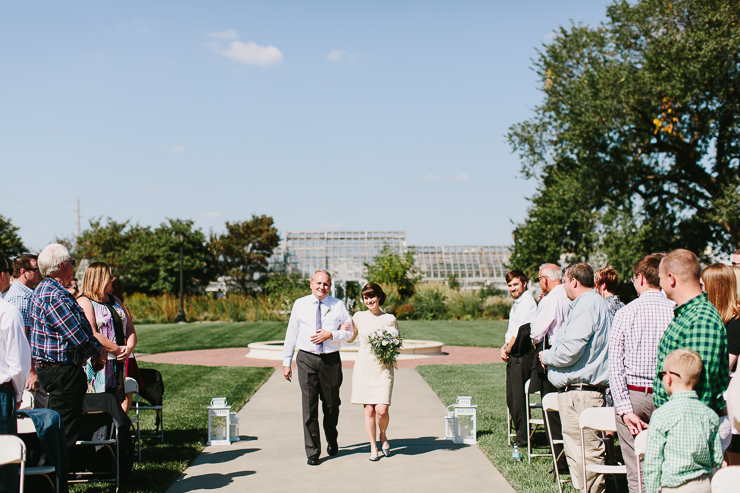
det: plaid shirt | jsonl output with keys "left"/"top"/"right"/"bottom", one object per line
{"left": 643, "top": 390, "right": 722, "bottom": 492}
{"left": 3, "top": 281, "right": 34, "bottom": 328}
{"left": 609, "top": 290, "right": 674, "bottom": 415}
{"left": 29, "top": 277, "right": 102, "bottom": 364}
{"left": 653, "top": 293, "right": 729, "bottom": 413}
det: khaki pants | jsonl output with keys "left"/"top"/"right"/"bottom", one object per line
{"left": 615, "top": 390, "right": 655, "bottom": 493}
{"left": 662, "top": 474, "right": 710, "bottom": 493}
{"left": 558, "top": 390, "right": 606, "bottom": 493}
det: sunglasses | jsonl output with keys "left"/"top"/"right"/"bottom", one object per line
{"left": 657, "top": 370, "right": 681, "bottom": 380}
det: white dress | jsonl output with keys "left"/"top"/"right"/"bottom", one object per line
{"left": 350, "top": 310, "right": 398, "bottom": 406}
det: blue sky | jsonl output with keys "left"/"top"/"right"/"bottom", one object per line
{"left": 1, "top": 1, "right": 614, "bottom": 251}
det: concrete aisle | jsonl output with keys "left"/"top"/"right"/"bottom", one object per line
{"left": 166, "top": 368, "right": 515, "bottom": 493}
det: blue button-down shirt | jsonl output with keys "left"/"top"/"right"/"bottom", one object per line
{"left": 4, "top": 281, "right": 35, "bottom": 329}
{"left": 541, "top": 289, "right": 612, "bottom": 388}
{"left": 29, "top": 277, "right": 102, "bottom": 364}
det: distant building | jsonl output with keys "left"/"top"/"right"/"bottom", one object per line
{"left": 268, "top": 230, "right": 510, "bottom": 291}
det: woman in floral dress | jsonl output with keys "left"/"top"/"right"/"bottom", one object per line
{"left": 350, "top": 282, "right": 399, "bottom": 461}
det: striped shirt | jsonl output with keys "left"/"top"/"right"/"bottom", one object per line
{"left": 29, "top": 277, "right": 102, "bottom": 364}
{"left": 3, "top": 281, "right": 34, "bottom": 328}
{"left": 608, "top": 290, "right": 674, "bottom": 415}
{"left": 653, "top": 293, "right": 729, "bottom": 413}
{"left": 643, "top": 390, "right": 722, "bottom": 492}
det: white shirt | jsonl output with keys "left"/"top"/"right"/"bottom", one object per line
{"left": 504, "top": 290, "right": 537, "bottom": 343}
{"left": 530, "top": 284, "right": 571, "bottom": 344}
{"left": 0, "top": 298, "right": 32, "bottom": 402}
{"left": 283, "top": 294, "right": 354, "bottom": 367}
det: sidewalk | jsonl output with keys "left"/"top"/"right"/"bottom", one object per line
{"left": 165, "top": 367, "right": 514, "bottom": 493}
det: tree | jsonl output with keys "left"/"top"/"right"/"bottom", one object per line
{"left": 210, "top": 215, "right": 281, "bottom": 294}
{"left": 507, "top": 0, "right": 740, "bottom": 280}
{"left": 0, "top": 215, "right": 27, "bottom": 258}
{"left": 365, "top": 245, "right": 421, "bottom": 298}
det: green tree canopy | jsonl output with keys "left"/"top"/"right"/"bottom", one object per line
{"left": 209, "top": 215, "right": 281, "bottom": 294}
{"left": 508, "top": 0, "right": 740, "bottom": 279}
{"left": 0, "top": 215, "right": 27, "bottom": 258}
{"left": 365, "top": 245, "right": 421, "bottom": 298}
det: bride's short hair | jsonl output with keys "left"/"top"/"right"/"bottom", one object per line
{"left": 361, "top": 282, "right": 386, "bottom": 305}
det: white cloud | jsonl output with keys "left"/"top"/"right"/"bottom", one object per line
{"left": 207, "top": 29, "right": 238, "bottom": 40}
{"left": 327, "top": 50, "right": 346, "bottom": 61}
{"left": 201, "top": 211, "right": 223, "bottom": 218}
{"left": 451, "top": 173, "right": 470, "bottom": 181}
{"left": 164, "top": 146, "right": 186, "bottom": 153}
{"left": 320, "top": 222, "right": 342, "bottom": 228}
{"left": 424, "top": 174, "right": 442, "bottom": 181}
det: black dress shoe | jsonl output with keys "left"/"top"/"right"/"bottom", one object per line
{"left": 327, "top": 444, "right": 338, "bottom": 456}
{"left": 307, "top": 456, "right": 320, "bottom": 466}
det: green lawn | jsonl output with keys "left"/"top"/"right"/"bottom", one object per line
{"left": 69, "top": 362, "right": 274, "bottom": 493}
{"left": 135, "top": 319, "right": 508, "bottom": 354}
{"left": 417, "top": 363, "right": 625, "bottom": 493}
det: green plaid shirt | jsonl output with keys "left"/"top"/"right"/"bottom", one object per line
{"left": 643, "top": 391, "right": 722, "bottom": 492}
{"left": 653, "top": 293, "right": 728, "bottom": 412}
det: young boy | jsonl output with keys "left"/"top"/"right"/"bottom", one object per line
{"left": 644, "top": 348, "right": 723, "bottom": 492}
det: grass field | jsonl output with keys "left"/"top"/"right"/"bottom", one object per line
{"left": 417, "top": 364, "right": 626, "bottom": 493}
{"left": 134, "top": 319, "right": 509, "bottom": 354}
{"left": 69, "top": 362, "right": 274, "bottom": 493}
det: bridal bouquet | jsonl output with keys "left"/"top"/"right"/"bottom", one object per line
{"left": 368, "top": 325, "right": 404, "bottom": 367}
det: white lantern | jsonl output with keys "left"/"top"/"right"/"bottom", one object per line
{"left": 443, "top": 396, "right": 477, "bottom": 444}
{"left": 229, "top": 411, "right": 240, "bottom": 442}
{"left": 207, "top": 397, "right": 232, "bottom": 445}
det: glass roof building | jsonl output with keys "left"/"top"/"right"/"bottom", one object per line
{"left": 268, "top": 230, "right": 510, "bottom": 289}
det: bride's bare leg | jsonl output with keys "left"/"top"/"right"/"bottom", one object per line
{"left": 377, "top": 404, "right": 390, "bottom": 449}
{"left": 364, "top": 404, "right": 378, "bottom": 456}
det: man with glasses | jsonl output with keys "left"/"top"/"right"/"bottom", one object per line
{"left": 3, "top": 254, "right": 47, "bottom": 407}
{"left": 0, "top": 252, "right": 32, "bottom": 492}
{"left": 30, "top": 243, "right": 105, "bottom": 449}
{"left": 608, "top": 254, "right": 674, "bottom": 493}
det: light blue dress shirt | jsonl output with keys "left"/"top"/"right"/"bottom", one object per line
{"left": 541, "top": 289, "right": 612, "bottom": 388}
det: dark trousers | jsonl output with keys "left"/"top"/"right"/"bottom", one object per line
{"left": 296, "top": 350, "right": 343, "bottom": 459}
{"left": 506, "top": 352, "right": 535, "bottom": 447}
{"left": 541, "top": 385, "right": 568, "bottom": 472}
{"left": 0, "top": 386, "right": 18, "bottom": 492}
{"left": 37, "top": 364, "right": 87, "bottom": 449}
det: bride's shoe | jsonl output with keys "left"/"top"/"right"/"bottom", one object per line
{"left": 369, "top": 454, "right": 380, "bottom": 462}
{"left": 381, "top": 444, "right": 391, "bottom": 457}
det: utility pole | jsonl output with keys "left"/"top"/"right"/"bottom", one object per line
{"left": 76, "top": 198, "right": 80, "bottom": 237}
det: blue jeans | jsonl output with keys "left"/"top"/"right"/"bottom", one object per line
{"left": 0, "top": 386, "right": 19, "bottom": 492}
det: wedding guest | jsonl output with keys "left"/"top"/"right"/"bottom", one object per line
{"left": 0, "top": 252, "right": 32, "bottom": 492}
{"left": 732, "top": 249, "right": 740, "bottom": 267}
{"left": 349, "top": 283, "right": 399, "bottom": 461}
{"left": 540, "top": 263, "right": 611, "bottom": 493}
{"left": 30, "top": 243, "right": 105, "bottom": 448}
{"left": 501, "top": 269, "right": 537, "bottom": 450}
{"left": 110, "top": 277, "right": 141, "bottom": 413}
{"left": 3, "top": 254, "right": 47, "bottom": 407}
{"left": 644, "top": 349, "right": 722, "bottom": 493}
{"left": 608, "top": 254, "right": 674, "bottom": 493}
{"left": 282, "top": 270, "right": 353, "bottom": 465}
{"left": 701, "top": 264, "right": 740, "bottom": 373}
{"left": 654, "top": 249, "right": 730, "bottom": 452}
{"left": 595, "top": 266, "right": 625, "bottom": 316}
{"left": 65, "top": 278, "right": 80, "bottom": 298}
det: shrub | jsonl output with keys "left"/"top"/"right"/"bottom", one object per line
{"left": 410, "top": 288, "right": 449, "bottom": 320}
{"left": 446, "top": 290, "right": 483, "bottom": 320}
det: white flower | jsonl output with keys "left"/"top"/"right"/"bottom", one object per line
{"left": 382, "top": 340, "right": 389, "bottom": 346}
{"left": 385, "top": 326, "right": 399, "bottom": 337}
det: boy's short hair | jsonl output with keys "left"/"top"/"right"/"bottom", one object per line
{"left": 664, "top": 348, "right": 703, "bottom": 388}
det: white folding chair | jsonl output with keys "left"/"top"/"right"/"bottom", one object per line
{"left": 17, "top": 416, "right": 58, "bottom": 492}
{"left": 0, "top": 435, "right": 25, "bottom": 493}
{"left": 634, "top": 430, "right": 648, "bottom": 493}
{"left": 525, "top": 379, "right": 549, "bottom": 462}
{"left": 712, "top": 466, "right": 740, "bottom": 493}
{"left": 125, "top": 377, "right": 141, "bottom": 462}
{"left": 543, "top": 393, "right": 571, "bottom": 493}
{"left": 579, "top": 407, "right": 627, "bottom": 493}
{"left": 506, "top": 408, "right": 517, "bottom": 446}
{"left": 19, "top": 390, "right": 34, "bottom": 410}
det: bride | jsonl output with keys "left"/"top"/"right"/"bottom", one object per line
{"left": 350, "top": 283, "right": 399, "bottom": 461}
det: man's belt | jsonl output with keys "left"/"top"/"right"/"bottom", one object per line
{"left": 627, "top": 384, "right": 653, "bottom": 394}
{"left": 558, "top": 384, "right": 606, "bottom": 393}
{"left": 36, "top": 361, "right": 84, "bottom": 369}
{"left": 0, "top": 382, "right": 13, "bottom": 389}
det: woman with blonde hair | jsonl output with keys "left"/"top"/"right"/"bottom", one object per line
{"left": 702, "top": 264, "right": 740, "bottom": 372}
{"left": 77, "top": 262, "right": 138, "bottom": 410}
